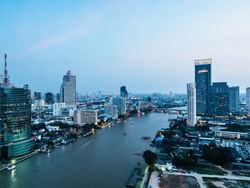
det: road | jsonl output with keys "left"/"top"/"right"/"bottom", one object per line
{"left": 167, "top": 171, "right": 250, "bottom": 188}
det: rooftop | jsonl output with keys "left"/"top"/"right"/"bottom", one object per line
{"left": 194, "top": 58, "right": 212, "bottom": 65}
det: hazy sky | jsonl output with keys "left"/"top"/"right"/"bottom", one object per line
{"left": 0, "top": 1, "right": 250, "bottom": 94}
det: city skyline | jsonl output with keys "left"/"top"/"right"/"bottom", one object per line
{"left": 1, "top": 1, "right": 250, "bottom": 94}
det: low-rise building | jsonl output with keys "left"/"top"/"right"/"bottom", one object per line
{"left": 215, "top": 131, "right": 249, "bottom": 139}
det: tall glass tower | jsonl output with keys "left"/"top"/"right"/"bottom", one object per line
{"left": 0, "top": 54, "right": 33, "bottom": 160}
{"left": 60, "top": 70, "right": 76, "bottom": 106}
{"left": 120, "top": 85, "right": 128, "bottom": 98}
{"left": 209, "top": 82, "right": 229, "bottom": 116}
{"left": 246, "top": 87, "right": 250, "bottom": 113}
{"left": 195, "top": 59, "right": 212, "bottom": 116}
{"left": 229, "top": 86, "right": 240, "bottom": 113}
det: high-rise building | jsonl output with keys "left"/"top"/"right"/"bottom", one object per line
{"left": 55, "top": 93, "right": 60, "bottom": 103}
{"left": 246, "top": 87, "right": 250, "bottom": 113}
{"left": 34, "top": 91, "right": 42, "bottom": 100}
{"left": 209, "top": 82, "right": 229, "bottom": 116}
{"left": 187, "top": 83, "right": 196, "bottom": 126}
{"left": 229, "top": 86, "right": 240, "bottom": 113}
{"left": 45, "top": 92, "right": 54, "bottom": 104}
{"left": 120, "top": 85, "right": 128, "bottom": 98}
{"left": 195, "top": 58, "right": 212, "bottom": 115}
{"left": 111, "top": 96, "right": 126, "bottom": 115}
{"left": 0, "top": 54, "right": 33, "bottom": 160}
{"left": 105, "top": 104, "right": 118, "bottom": 120}
{"left": 0, "top": 87, "right": 34, "bottom": 160}
{"left": 60, "top": 70, "right": 76, "bottom": 106}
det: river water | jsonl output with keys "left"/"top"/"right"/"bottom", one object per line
{"left": 0, "top": 113, "right": 173, "bottom": 188}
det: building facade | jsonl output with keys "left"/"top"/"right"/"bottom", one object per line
{"left": 247, "top": 87, "right": 250, "bottom": 113}
{"left": 195, "top": 59, "right": 212, "bottom": 115}
{"left": 52, "top": 103, "right": 66, "bottom": 116}
{"left": 229, "top": 86, "right": 240, "bottom": 113}
{"left": 104, "top": 104, "right": 118, "bottom": 120}
{"left": 187, "top": 83, "right": 196, "bottom": 126}
{"left": 74, "top": 110, "right": 97, "bottom": 125}
{"left": 120, "top": 85, "right": 128, "bottom": 98}
{"left": 60, "top": 70, "right": 76, "bottom": 106}
{"left": 0, "top": 87, "right": 34, "bottom": 159}
{"left": 45, "top": 92, "right": 54, "bottom": 104}
{"left": 209, "top": 82, "right": 229, "bottom": 116}
{"left": 34, "top": 91, "right": 42, "bottom": 100}
{"left": 111, "top": 96, "right": 126, "bottom": 115}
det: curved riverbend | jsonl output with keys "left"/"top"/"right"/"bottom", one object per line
{"left": 0, "top": 113, "right": 173, "bottom": 188}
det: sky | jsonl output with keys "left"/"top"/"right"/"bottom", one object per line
{"left": 0, "top": 0, "right": 250, "bottom": 94}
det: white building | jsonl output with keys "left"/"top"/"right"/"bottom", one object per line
{"left": 74, "top": 110, "right": 97, "bottom": 125}
{"left": 187, "top": 83, "right": 196, "bottom": 126}
{"left": 110, "top": 96, "right": 126, "bottom": 115}
{"left": 246, "top": 87, "right": 250, "bottom": 113}
{"left": 215, "top": 131, "right": 249, "bottom": 139}
{"left": 52, "top": 103, "right": 66, "bottom": 116}
{"left": 32, "top": 99, "right": 45, "bottom": 111}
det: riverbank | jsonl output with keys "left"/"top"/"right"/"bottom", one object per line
{"left": 0, "top": 113, "right": 170, "bottom": 188}
{"left": 142, "top": 117, "right": 250, "bottom": 188}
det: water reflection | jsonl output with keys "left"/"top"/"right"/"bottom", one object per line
{"left": 0, "top": 113, "right": 170, "bottom": 188}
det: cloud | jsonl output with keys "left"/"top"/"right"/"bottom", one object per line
{"left": 14, "top": 10, "right": 102, "bottom": 60}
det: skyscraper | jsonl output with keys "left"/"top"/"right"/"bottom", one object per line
{"left": 187, "top": 83, "right": 196, "bottom": 126}
{"left": 246, "top": 87, "right": 250, "bottom": 113}
{"left": 195, "top": 58, "right": 212, "bottom": 115}
{"left": 229, "top": 86, "right": 240, "bottom": 113}
{"left": 45, "top": 92, "right": 54, "bottom": 104}
{"left": 209, "top": 82, "right": 229, "bottom": 116}
{"left": 0, "top": 87, "right": 34, "bottom": 159}
{"left": 111, "top": 96, "right": 126, "bottom": 115}
{"left": 120, "top": 85, "right": 128, "bottom": 98}
{"left": 0, "top": 54, "right": 33, "bottom": 160}
{"left": 34, "top": 91, "right": 42, "bottom": 100}
{"left": 60, "top": 70, "right": 76, "bottom": 106}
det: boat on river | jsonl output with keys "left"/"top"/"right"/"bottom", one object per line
{"left": 83, "top": 131, "right": 93, "bottom": 137}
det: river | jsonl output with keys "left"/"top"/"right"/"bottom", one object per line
{"left": 0, "top": 113, "right": 174, "bottom": 188}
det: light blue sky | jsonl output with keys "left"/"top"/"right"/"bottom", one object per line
{"left": 0, "top": 1, "right": 250, "bottom": 94}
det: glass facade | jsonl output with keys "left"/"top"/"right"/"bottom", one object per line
{"left": 45, "top": 92, "right": 54, "bottom": 104}
{"left": 195, "top": 59, "right": 211, "bottom": 115}
{"left": 229, "top": 86, "right": 240, "bottom": 113}
{"left": 0, "top": 87, "right": 34, "bottom": 159}
{"left": 60, "top": 70, "right": 76, "bottom": 105}
{"left": 209, "top": 82, "right": 229, "bottom": 116}
{"left": 120, "top": 85, "right": 128, "bottom": 98}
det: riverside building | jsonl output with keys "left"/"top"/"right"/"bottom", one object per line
{"left": 195, "top": 59, "right": 212, "bottom": 116}
{"left": 60, "top": 70, "right": 76, "bottom": 106}
{"left": 187, "top": 83, "right": 196, "bottom": 126}
{"left": 0, "top": 53, "right": 34, "bottom": 160}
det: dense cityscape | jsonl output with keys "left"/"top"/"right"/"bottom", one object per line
{"left": 1, "top": 1, "right": 250, "bottom": 188}
{"left": 0, "top": 53, "right": 249, "bottom": 188}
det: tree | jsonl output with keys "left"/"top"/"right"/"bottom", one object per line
{"left": 202, "top": 144, "right": 233, "bottom": 165}
{"left": 32, "top": 123, "right": 46, "bottom": 130}
{"left": 47, "top": 141, "right": 54, "bottom": 148}
{"left": 143, "top": 150, "right": 157, "bottom": 166}
{"left": 172, "top": 150, "right": 197, "bottom": 167}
